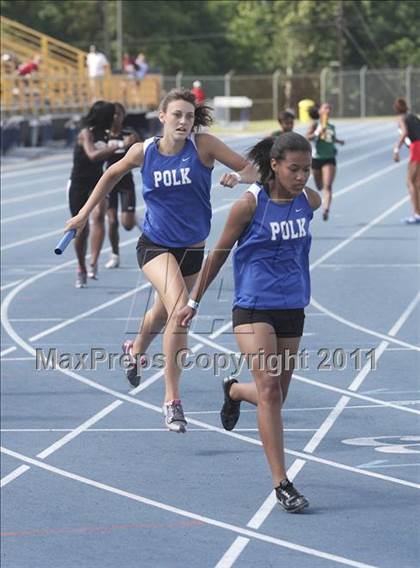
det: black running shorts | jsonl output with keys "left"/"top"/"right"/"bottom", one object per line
{"left": 107, "top": 184, "right": 136, "bottom": 213}
{"left": 136, "top": 233, "right": 205, "bottom": 277}
{"left": 68, "top": 179, "right": 98, "bottom": 216}
{"left": 232, "top": 307, "right": 305, "bottom": 338}
{"left": 311, "top": 157, "right": 336, "bottom": 169}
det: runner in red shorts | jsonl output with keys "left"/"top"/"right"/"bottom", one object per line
{"left": 393, "top": 98, "right": 420, "bottom": 224}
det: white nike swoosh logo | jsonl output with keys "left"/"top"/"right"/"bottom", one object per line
{"left": 296, "top": 208, "right": 303, "bottom": 212}
{"left": 182, "top": 157, "right": 190, "bottom": 162}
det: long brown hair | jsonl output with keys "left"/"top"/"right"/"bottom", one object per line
{"left": 159, "top": 88, "right": 213, "bottom": 130}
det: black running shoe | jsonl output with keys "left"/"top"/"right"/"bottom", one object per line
{"left": 122, "top": 340, "right": 141, "bottom": 388}
{"left": 220, "top": 377, "right": 241, "bottom": 431}
{"left": 275, "top": 479, "right": 309, "bottom": 513}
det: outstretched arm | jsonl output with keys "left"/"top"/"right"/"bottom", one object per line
{"left": 178, "top": 192, "right": 256, "bottom": 327}
{"left": 196, "top": 133, "right": 259, "bottom": 187}
{"left": 65, "top": 142, "right": 143, "bottom": 235}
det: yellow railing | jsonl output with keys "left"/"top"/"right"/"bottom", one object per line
{"left": 1, "top": 15, "right": 86, "bottom": 75}
{"left": 1, "top": 73, "right": 162, "bottom": 115}
{"left": 1, "top": 16, "right": 162, "bottom": 115}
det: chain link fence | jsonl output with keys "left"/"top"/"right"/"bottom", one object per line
{"left": 164, "top": 67, "right": 419, "bottom": 120}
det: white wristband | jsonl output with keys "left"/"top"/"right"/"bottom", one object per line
{"left": 118, "top": 140, "right": 125, "bottom": 149}
{"left": 393, "top": 148, "right": 399, "bottom": 154}
{"left": 187, "top": 298, "right": 199, "bottom": 310}
{"left": 232, "top": 171, "right": 241, "bottom": 182}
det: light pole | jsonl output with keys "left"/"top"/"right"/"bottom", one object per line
{"left": 116, "top": 0, "right": 123, "bottom": 71}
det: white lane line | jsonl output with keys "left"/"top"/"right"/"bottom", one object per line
{"left": 359, "top": 463, "right": 420, "bottom": 470}
{"left": 310, "top": 194, "right": 409, "bottom": 271}
{"left": 1, "top": 446, "right": 376, "bottom": 568}
{"left": 1, "top": 357, "right": 32, "bottom": 361}
{"left": 349, "top": 290, "right": 420, "bottom": 393}
{"left": 1, "top": 187, "right": 64, "bottom": 205}
{"left": 339, "top": 146, "right": 391, "bottom": 168}
{"left": 29, "top": 283, "right": 151, "bottom": 342}
{"left": 0, "top": 280, "right": 23, "bottom": 291}
{"left": 333, "top": 160, "right": 407, "bottom": 199}
{"left": 2, "top": 204, "right": 68, "bottom": 224}
{"left": 309, "top": 194, "right": 420, "bottom": 352}
{"left": 0, "top": 319, "right": 232, "bottom": 486}
{"left": 215, "top": 460, "right": 306, "bottom": 568}
{"left": 188, "top": 331, "right": 419, "bottom": 416}
{"left": 2, "top": 341, "right": 419, "bottom": 490}
{"left": 293, "top": 375, "right": 420, "bottom": 416}
{"left": 320, "top": 264, "right": 420, "bottom": 268}
{"left": 0, "top": 346, "right": 16, "bottom": 357}
{"left": 1, "top": 159, "right": 72, "bottom": 178}
{"left": 311, "top": 298, "right": 419, "bottom": 352}
{"left": 0, "top": 401, "right": 121, "bottom": 488}
{"left": 0, "top": 427, "right": 316, "bottom": 433}
{"left": 303, "top": 397, "right": 351, "bottom": 454}
{"left": 0, "top": 230, "right": 64, "bottom": 252}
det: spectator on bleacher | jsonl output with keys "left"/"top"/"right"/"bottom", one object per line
{"left": 134, "top": 52, "right": 148, "bottom": 82}
{"left": 86, "top": 45, "right": 109, "bottom": 99}
{"left": 191, "top": 80, "right": 206, "bottom": 104}
{"left": 17, "top": 54, "right": 41, "bottom": 77}
{"left": 122, "top": 52, "right": 136, "bottom": 79}
{"left": 1, "top": 53, "right": 20, "bottom": 74}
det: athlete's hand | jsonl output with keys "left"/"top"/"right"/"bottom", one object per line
{"left": 393, "top": 150, "right": 400, "bottom": 162}
{"left": 219, "top": 172, "right": 240, "bottom": 188}
{"left": 65, "top": 213, "right": 88, "bottom": 236}
{"left": 177, "top": 305, "right": 196, "bottom": 328}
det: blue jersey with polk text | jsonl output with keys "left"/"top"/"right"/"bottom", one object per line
{"left": 233, "top": 183, "right": 313, "bottom": 310}
{"left": 141, "top": 135, "right": 213, "bottom": 247}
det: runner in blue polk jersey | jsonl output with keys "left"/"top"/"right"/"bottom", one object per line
{"left": 179, "top": 132, "right": 321, "bottom": 512}
{"left": 65, "top": 88, "right": 257, "bottom": 433}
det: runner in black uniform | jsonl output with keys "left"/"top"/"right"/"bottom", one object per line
{"left": 105, "top": 103, "right": 141, "bottom": 268}
{"left": 68, "top": 101, "right": 125, "bottom": 288}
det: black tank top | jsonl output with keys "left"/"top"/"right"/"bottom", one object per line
{"left": 405, "top": 113, "right": 420, "bottom": 142}
{"left": 70, "top": 128, "right": 106, "bottom": 183}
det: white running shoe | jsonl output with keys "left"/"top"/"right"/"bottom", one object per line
{"left": 105, "top": 253, "right": 120, "bottom": 269}
{"left": 403, "top": 214, "right": 420, "bottom": 225}
{"left": 75, "top": 270, "right": 87, "bottom": 288}
{"left": 163, "top": 400, "right": 187, "bottom": 433}
{"left": 87, "top": 264, "right": 98, "bottom": 279}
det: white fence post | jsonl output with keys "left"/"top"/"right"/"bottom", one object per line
{"left": 175, "top": 71, "right": 183, "bottom": 90}
{"left": 360, "top": 65, "right": 367, "bottom": 118}
{"left": 272, "top": 69, "right": 281, "bottom": 120}
{"left": 405, "top": 65, "right": 412, "bottom": 109}
{"left": 224, "top": 70, "right": 234, "bottom": 122}
{"left": 320, "top": 67, "right": 329, "bottom": 104}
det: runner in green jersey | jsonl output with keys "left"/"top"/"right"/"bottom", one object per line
{"left": 306, "top": 103, "right": 345, "bottom": 221}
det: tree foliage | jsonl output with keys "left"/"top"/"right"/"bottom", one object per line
{"left": 1, "top": 0, "right": 419, "bottom": 73}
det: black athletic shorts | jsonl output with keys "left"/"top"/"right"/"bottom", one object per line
{"left": 232, "top": 307, "right": 305, "bottom": 338}
{"left": 311, "top": 157, "right": 336, "bottom": 169}
{"left": 68, "top": 178, "right": 99, "bottom": 216}
{"left": 107, "top": 184, "right": 136, "bottom": 213}
{"left": 136, "top": 233, "right": 205, "bottom": 277}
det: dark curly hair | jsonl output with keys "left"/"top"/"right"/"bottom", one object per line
{"left": 247, "top": 132, "right": 311, "bottom": 183}
{"left": 82, "top": 100, "right": 116, "bottom": 136}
